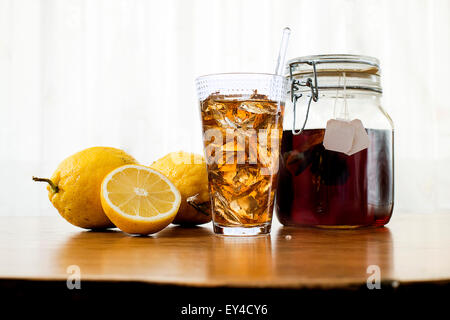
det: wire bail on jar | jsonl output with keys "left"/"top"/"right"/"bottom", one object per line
{"left": 289, "top": 61, "right": 319, "bottom": 135}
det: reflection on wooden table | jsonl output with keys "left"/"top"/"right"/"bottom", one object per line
{"left": 0, "top": 214, "right": 449, "bottom": 289}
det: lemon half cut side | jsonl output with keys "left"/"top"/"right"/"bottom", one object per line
{"left": 101, "top": 164, "right": 181, "bottom": 235}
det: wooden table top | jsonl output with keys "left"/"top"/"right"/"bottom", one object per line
{"left": 1, "top": 214, "right": 449, "bottom": 289}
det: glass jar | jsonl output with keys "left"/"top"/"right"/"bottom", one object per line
{"left": 276, "top": 54, "right": 394, "bottom": 228}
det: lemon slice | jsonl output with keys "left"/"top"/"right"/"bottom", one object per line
{"left": 101, "top": 164, "right": 181, "bottom": 235}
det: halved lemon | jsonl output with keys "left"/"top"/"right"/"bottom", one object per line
{"left": 101, "top": 164, "right": 181, "bottom": 235}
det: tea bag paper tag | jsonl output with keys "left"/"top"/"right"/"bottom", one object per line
{"left": 323, "top": 119, "right": 355, "bottom": 154}
{"left": 323, "top": 119, "right": 370, "bottom": 155}
{"left": 346, "top": 119, "right": 369, "bottom": 156}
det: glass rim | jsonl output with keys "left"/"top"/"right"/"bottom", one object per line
{"left": 286, "top": 54, "right": 382, "bottom": 94}
{"left": 195, "top": 72, "right": 287, "bottom": 83}
{"left": 286, "top": 54, "right": 380, "bottom": 69}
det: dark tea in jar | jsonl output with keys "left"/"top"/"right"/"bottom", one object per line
{"left": 276, "top": 55, "right": 394, "bottom": 228}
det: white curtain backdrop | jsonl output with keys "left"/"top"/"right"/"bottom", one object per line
{"left": 1, "top": 0, "right": 449, "bottom": 216}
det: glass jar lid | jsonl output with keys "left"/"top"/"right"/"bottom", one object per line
{"left": 285, "top": 54, "right": 382, "bottom": 93}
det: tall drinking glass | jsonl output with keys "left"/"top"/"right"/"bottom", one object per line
{"left": 195, "top": 73, "right": 288, "bottom": 235}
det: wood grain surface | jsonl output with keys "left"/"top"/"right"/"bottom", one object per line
{"left": 0, "top": 214, "right": 449, "bottom": 289}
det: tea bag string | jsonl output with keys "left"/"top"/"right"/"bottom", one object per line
{"left": 333, "top": 71, "right": 349, "bottom": 120}
{"left": 343, "top": 71, "right": 348, "bottom": 120}
{"left": 333, "top": 74, "right": 341, "bottom": 118}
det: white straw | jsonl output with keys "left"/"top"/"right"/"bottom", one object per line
{"left": 275, "top": 27, "right": 291, "bottom": 75}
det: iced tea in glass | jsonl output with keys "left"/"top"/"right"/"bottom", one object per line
{"left": 196, "top": 73, "right": 287, "bottom": 235}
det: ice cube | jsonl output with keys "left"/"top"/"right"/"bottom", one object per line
{"left": 229, "top": 195, "right": 259, "bottom": 219}
{"left": 202, "top": 98, "right": 223, "bottom": 113}
{"left": 213, "top": 191, "right": 242, "bottom": 225}
{"left": 239, "top": 101, "right": 278, "bottom": 115}
{"left": 234, "top": 108, "right": 256, "bottom": 128}
{"left": 232, "top": 166, "right": 262, "bottom": 193}
{"left": 252, "top": 114, "right": 269, "bottom": 130}
{"left": 256, "top": 178, "right": 271, "bottom": 195}
{"left": 216, "top": 116, "right": 238, "bottom": 129}
{"left": 217, "top": 159, "right": 236, "bottom": 174}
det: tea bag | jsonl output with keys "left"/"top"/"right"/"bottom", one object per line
{"left": 323, "top": 119, "right": 355, "bottom": 154}
{"left": 323, "top": 72, "right": 369, "bottom": 156}
{"left": 346, "top": 119, "right": 369, "bottom": 156}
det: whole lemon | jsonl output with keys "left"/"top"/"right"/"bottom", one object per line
{"left": 150, "top": 151, "right": 211, "bottom": 225}
{"left": 34, "top": 147, "right": 137, "bottom": 229}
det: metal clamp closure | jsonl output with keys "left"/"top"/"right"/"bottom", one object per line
{"left": 289, "top": 61, "right": 319, "bottom": 135}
